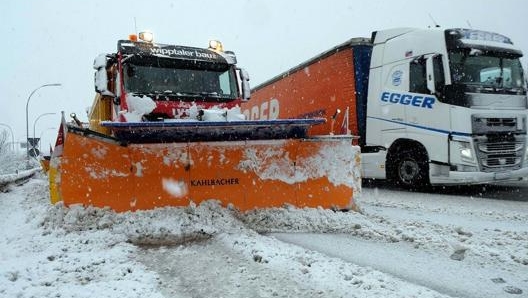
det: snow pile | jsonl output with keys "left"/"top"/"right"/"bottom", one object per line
{"left": 42, "top": 199, "right": 245, "bottom": 248}
{"left": 120, "top": 98, "right": 246, "bottom": 123}
{"left": 199, "top": 105, "right": 246, "bottom": 121}
{"left": 225, "top": 106, "right": 246, "bottom": 121}
{"left": 0, "top": 178, "right": 164, "bottom": 298}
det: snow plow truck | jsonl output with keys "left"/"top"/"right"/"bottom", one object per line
{"left": 48, "top": 32, "right": 360, "bottom": 212}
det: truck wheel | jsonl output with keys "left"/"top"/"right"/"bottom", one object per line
{"left": 390, "top": 147, "right": 429, "bottom": 189}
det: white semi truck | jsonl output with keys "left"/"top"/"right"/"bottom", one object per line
{"left": 247, "top": 27, "right": 528, "bottom": 187}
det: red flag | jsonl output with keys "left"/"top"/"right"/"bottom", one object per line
{"left": 51, "top": 111, "right": 67, "bottom": 158}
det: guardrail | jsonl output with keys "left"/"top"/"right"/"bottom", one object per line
{"left": 0, "top": 168, "right": 40, "bottom": 190}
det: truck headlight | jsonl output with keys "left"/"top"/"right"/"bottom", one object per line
{"left": 459, "top": 142, "right": 474, "bottom": 162}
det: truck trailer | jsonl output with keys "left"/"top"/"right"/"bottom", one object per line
{"left": 245, "top": 27, "right": 528, "bottom": 187}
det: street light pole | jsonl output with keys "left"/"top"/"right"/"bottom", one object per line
{"left": 38, "top": 127, "right": 57, "bottom": 153}
{"left": 26, "top": 83, "right": 61, "bottom": 162}
{"left": 33, "top": 112, "right": 56, "bottom": 149}
{"left": 0, "top": 123, "right": 15, "bottom": 151}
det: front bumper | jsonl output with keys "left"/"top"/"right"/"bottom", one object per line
{"left": 430, "top": 166, "right": 528, "bottom": 185}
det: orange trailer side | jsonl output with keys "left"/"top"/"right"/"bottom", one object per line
{"left": 243, "top": 47, "right": 358, "bottom": 137}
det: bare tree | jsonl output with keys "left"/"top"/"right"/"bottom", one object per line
{"left": 0, "top": 130, "right": 28, "bottom": 174}
{"left": 0, "top": 130, "right": 8, "bottom": 156}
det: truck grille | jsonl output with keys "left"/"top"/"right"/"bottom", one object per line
{"left": 475, "top": 137, "right": 524, "bottom": 172}
{"left": 485, "top": 118, "right": 517, "bottom": 128}
{"left": 472, "top": 115, "right": 526, "bottom": 134}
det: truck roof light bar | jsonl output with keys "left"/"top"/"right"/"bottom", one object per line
{"left": 209, "top": 40, "right": 224, "bottom": 52}
{"left": 138, "top": 31, "right": 154, "bottom": 43}
{"left": 128, "top": 31, "right": 154, "bottom": 43}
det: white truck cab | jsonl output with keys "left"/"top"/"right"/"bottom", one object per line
{"left": 364, "top": 27, "right": 528, "bottom": 186}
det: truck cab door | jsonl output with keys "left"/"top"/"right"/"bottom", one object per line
{"left": 366, "top": 63, "right": 408, "bottom": 146}
{"left": 406, "top": 53, "right": 452, "bottom": 163}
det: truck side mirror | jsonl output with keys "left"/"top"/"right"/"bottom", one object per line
{"left": 93, "top": 54, "right": 114, "bottom": 96}
{"left": 238, "top": 68, "right": 251, "bottom": 101}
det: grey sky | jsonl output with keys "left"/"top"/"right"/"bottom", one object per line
{"left": 1, "top": 0, "right": 527, "bottom": 150}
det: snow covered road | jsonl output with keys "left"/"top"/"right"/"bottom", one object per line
{"left": 134, "top": 182, "right": 528, "bottom": 297}
{"left": 272, "top": 185, "right": 528, "bottom": 298}
{"left": 1, "top": 175, "right": 527, "bottom": 297}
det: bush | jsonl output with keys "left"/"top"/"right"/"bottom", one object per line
{"left": 0, "top": 130, "right": 38, "bottom": 174}
{"left": 0, "top": 151, "right": 34, "bottom": 175}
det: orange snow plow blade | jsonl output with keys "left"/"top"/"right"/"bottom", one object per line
{"left": 50, "top": 127, "right": 360, "bottom": 212}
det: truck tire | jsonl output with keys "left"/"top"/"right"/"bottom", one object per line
{"left": 389, "top": 146, "right": 430, "bottom": 189}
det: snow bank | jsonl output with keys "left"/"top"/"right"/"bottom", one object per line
{"left": 0, "top": 178, "right": 164, "bottom": 298}
{"left": 42, "top": 197, "right": 446, "bottom": 297}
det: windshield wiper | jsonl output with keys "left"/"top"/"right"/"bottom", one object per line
{"left": 199, "top": 92, "right": 223, "bottom": 98}
{"left": 129, "top": 90, "right": 233, "bottom": 99}
{"left": 128, "top": 91, "right": 156, "bottom": 97}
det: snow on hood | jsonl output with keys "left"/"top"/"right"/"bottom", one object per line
{"left": 200, "top": 105, "right": 246, "bottom": 121}
{"left": 187, "top": 103, "right": 246, "bottom": 122}
{"left": 121, "top": 94, "right": 157, "bottom": 122}
{"left": 121, "top": 99, "right": 246, "bottom": 122}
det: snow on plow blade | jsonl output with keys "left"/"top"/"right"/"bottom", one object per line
{"left": 50, "top": 121, "right": 360, "bottom": 212}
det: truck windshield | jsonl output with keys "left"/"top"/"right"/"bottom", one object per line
{"left": 123, "top": 60, "right": 238, "bottom": 100}
{"left": 449, "top": 50, "right": 526, "bottom": 94}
